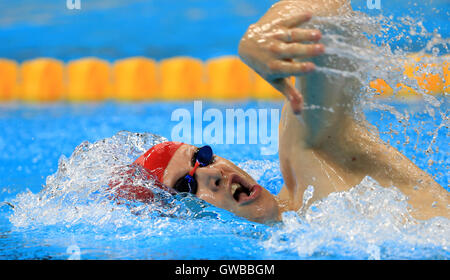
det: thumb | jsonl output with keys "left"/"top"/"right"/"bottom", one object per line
{"left": 271, "top": 77, "right": 303, "bottom": 114}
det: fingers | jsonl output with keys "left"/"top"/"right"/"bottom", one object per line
{"left": 272, "top": 42, "right": 325, "bottom": 59}
{"left": 270, "top": 28, "right": 324, "bottom": 59}
{"left": 268, "top": 60, "right": 315, "bottom": 77}
{"left": 271, "top": 78, "right": 303, "bottom": 114}
{"left": 279, "top": 11, "right": 312, "bottom": 28}
{"left": 274, "top": 28, "right": 322, "bottom": 43}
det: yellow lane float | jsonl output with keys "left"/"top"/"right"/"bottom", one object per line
{"left": 159, "top": 57, "right": 205, "bottom": 99}
{"left": 369, "top": 78, "right": 394, "bottom": 97}
{"left": 0, "top": 54, "right": 446, "bottom": 102}
{"left": 0, "top": 59, "right": 18, "bottom": 101}
{"left": 206, "top": 56, "right": 252, "bottom": 99}
{"left": 113, "top": 57, "right": 159, "bottom": 101}
{"left": 20, "top": 58, "right": 64, "bottom": 102}
{"left": 371, "top": 54, "right": 447, "bottom": 98}
{"left": 443, "top": 58, "right": 449, "bottom": 94}
{"left": 251, "top": 73, "right": 295, "bottom": 100}
{"left": 67, "top": 57, "right": 111, "bottom": 101}
{"left": 251, "top": 71, "right": 282, "bottom": 99}
{"left": 404, "top": 55, "right": 443, "bottom": 95}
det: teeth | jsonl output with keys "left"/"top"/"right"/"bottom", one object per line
{"left": 231, "top": 183, "right": 240, "bottom": 195}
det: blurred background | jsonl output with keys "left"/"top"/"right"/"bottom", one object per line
{"left": 0, "top": 0, "right": 448, "bottom": 261}
{"left": 0, "top": 1, "right": 448, "bottom": 185}
{"left": 0, "top": 0, "right": 448, "bottom": 62}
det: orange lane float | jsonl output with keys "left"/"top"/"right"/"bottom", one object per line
{"left": 252, "top": 70, "right": 281, "bottom": 99}
{"left": 370, "top": 55, "right": 447, "bottom": 98}
{"left": 20, "top": 58, "right": 64, "bottom": 102}
{"left": 67, "top": 57, "right": 111, "bottom": 101}
{"left": 0, "top": 59, "right": 18, "bottom": 101}
{"left": 443, "top": 57, "right": 449, "bottom": 94}
{"left": 206, "top": 56, "right": 253, "bottom": 99}
{"left": 403, "top": 55, "right": 443, "bottom": 95}
{"left": 252, "top": 72, "right": 296, "bottom": 99}
{"left": 0, "top": 54, "right": 447, "bottom": 102}
{"left": 369, "top": 78, "right": 394, "bottom": 97}
{"left": 394, "top": 55, "right": 424, "bottom": 98}
{"left": 113, "top": 57, "right": 159, "bottom": 101}
{"left": 159, "top": 57, "right": 205, "bottom": 99}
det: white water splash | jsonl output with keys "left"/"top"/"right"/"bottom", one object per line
{"left": 263, "top": 176, "right": 449, "bottom": 259}
{"left": 5, "top": 9, "right": 449, "bottom": 260}
{"left": 302, "top": 11, "right": 448, "bottom": 185}
{"left": 8, "top": 131, "right": 195, "bottom": 229}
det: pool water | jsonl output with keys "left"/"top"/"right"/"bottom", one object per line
{"left": 0, "top": 100, "right": 448, "bottom": 260}
{"left": 1, "top": 0, "right": 447, "bottom": 61}
{"left": 0, "top": 0, "right": 449, "bottom": 261}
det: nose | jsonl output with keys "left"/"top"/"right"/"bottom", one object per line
{"left": 195, "top": 166, "right": 224, "bottom": 191}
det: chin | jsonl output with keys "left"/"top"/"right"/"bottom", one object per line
{"left": 238, "top": 189, "right": 280, "bottom": 224}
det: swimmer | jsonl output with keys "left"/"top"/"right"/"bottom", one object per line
{"left": 117, "top": 0, "right": 448, "bottom": 223}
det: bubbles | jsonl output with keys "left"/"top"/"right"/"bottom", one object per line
{"left": 367, "top": 244, "right": 381, "bottom": 260}
{"left": 238, "top": 160, "right": 283, "bottom": 195}
{"left": 66, "top": 245, "right": 81, "bottom": 260}
{"left": 9, "top": 131, "right": 191, "bottom": 229}
{"left": 305, "top": 12, "right": 447, "bottom": 99}
{"left": 3, "top": 8, "right": 449, "bottom": 259}
{"left": 263, "top": 177, "right": 450, "bottom": 259}
{"left": 7, "top": 131, "right": 266, "bottom": 240}
{"left": 303, "top": 10, "right": 448, "bottom": 187}
{"left": 4, "top": 128, "right": 449, "bottom": 259}
{"left": 298, "top": 185, "right": 315, "bottom": 217}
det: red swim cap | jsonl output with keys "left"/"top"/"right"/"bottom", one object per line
{"left": 133, "top": 141, "right": 184, "bottom": 182}
{"left": 109, "top": 141, "right": 184, "bottom": 203}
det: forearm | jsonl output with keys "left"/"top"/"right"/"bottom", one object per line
{"left": 285, "top": 0, "right": 359, "bottom": 146}
{"left": 297, "top": 52, "right": 361, "bottom": 147}
{"left": 334, "top": 120, "right": 447, "bottom": 219}
{"left": 279, "top": 0, "right": 352, "bottom": 16}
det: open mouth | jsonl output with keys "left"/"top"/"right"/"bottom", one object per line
{"left": 229, "top": 174, "right": 261, "bottom": 204}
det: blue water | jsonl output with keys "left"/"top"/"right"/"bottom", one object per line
{"left": 0, "top": 0, "right": 448, "bottom": 62}
{"left": 0, "top": 100, "right": 448, "bottom": 260}
{"left": 0, "top": 0, "right": 448, "bottom": 261}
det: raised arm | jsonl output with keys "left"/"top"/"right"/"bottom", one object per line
{"left": 240, "top": 1, "right": 448, "bottom": 219}
{"left": 239, "top": 0, "right": 355, "bottom": 145}
{"left": 238, "top": 1, "right": 326, "bottom": 113}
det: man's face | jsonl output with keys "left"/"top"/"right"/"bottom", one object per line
{"left": 163, "top": 144, "right": 280, "bottom": 223}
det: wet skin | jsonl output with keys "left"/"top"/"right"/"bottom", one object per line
{"left": 160, "top": 0, "right": 448, "bottom": 223}
{"left": 163, "top": 144, "right": 281, "bottom": 223}
{"left": 239, "top": 0, "right": 449, "bottom": 220}
{"left": 238, "top": 0, "right": 352, "bottom": 114}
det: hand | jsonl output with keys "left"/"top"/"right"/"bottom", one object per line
{"left": 238, "top": 1, "right": 324, "bottom": 114}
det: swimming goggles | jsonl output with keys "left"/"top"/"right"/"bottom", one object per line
{"left": 172, "top": 145, "right": 214, "bottom": 194}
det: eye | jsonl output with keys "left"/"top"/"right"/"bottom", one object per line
{"left": 215, "top": 178, "right": 220, "bottom": 186}
{"left": 173, "top": 174, "right": 197, "bottom": 194}
{"left": 191, "top": 148, "right": 199, "bottom": 167}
